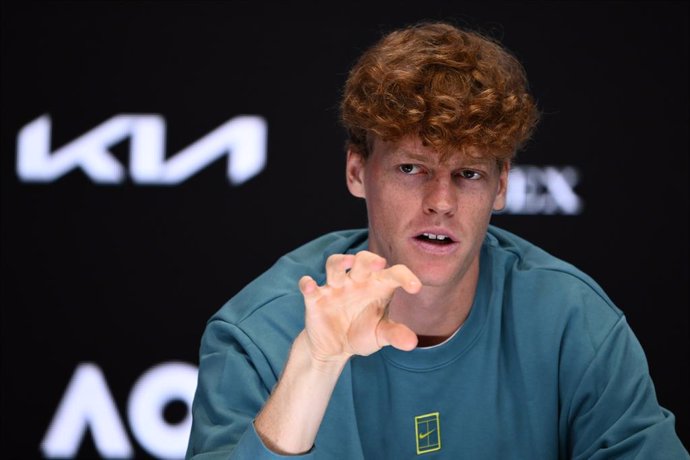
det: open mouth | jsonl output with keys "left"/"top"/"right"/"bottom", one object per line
{"left": 415, "top": 232, "right": 455, "bottom": 245}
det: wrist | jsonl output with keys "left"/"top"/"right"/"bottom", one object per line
{"left": 293, "top": 330, "right": 350, "bottom": 376}
{"left": 254, "top": 330, "right": 348, "bottom": 454}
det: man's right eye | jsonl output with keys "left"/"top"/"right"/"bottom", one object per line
{"left": 399, "top": 164, "right": 421, "bottom": 174}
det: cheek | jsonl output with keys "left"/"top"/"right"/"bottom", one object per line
{"left": 457, "top": 191, "right": 498, "bottom": 229}
{"left": 365, "top": 183, "right": 412, "bottom": 229}
{"left": 366, "top": 194, "right": 399, "bottom": 228}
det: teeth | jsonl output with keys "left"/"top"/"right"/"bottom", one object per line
{"left": 423, "top": 233, "right": 448, "bottom": 241}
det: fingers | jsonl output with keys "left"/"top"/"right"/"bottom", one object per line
{"left": 325, "top": 254, "right": 355, "bottom": 288}
{"left": 299, "top": 275, "right": 319, "bottom": 301}
{"left": 326, "top": 251, "right": 421, "bottom": 294}
{"left": 348, "top": 251, "right": 387, "bottom": 282}
{"left": 379, "top": 264, "right": 422, "bottom": 294}
{"left": 301, "top": 251, "right": 421, "bottom": 359}
{"left": 376, "top": 319, "right": 418, "bottom": 351}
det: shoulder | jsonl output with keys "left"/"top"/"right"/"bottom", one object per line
{"left": 210, "top": 228, "right": 369, "bottom": 327}
{"left": 484, "top": 225, "right": 624, "bottom": 348}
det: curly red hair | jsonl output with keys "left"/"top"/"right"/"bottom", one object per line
{"left": 340, "top": 21, "right": 540, "bottom": 162}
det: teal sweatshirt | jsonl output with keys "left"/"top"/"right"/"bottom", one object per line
{"left": 187, "top": 226, "right": 688, "bottom": 459}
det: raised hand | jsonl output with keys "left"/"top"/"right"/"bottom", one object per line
{"left": 299, "top": 250, "right": 422, "bottom": 365}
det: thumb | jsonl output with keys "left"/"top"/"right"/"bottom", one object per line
{"left": 376, "top": 319, "right": 418, "bottom": 352}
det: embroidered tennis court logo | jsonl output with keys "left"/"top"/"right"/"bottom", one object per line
{"left": 414, "top": 412, "right": 441, "bottom": 454}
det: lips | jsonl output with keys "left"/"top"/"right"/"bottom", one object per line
{"left": 416, "top": 232, "right": 454, "bottom": 244}
{"left": 414, "top": 228, "right": 458, "bottom": 243}
{"left": 411, "top": 229, "right": 459, "bottom": 254}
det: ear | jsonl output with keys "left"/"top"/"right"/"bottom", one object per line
{"left": 492, "top": 161, "right": 510, "bottom": 212}
{"left": 346, "top": 149, "right": 366, "bottom": 198}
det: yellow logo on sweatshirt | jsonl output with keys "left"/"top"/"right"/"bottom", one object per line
{"left": 415, "top": 412, "right": 441, "bottom": 454}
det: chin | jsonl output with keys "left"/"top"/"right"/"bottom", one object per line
{"left": 419, "top": 276, "right": 455, "bottom": 288}
{"left": 409, "top": 265, "right": 458, "bottom": 288}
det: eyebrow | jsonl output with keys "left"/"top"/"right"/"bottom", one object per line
{"left": 391, "top": 149, "right": 493, "bottom": 169}
{"left": 392, "top": 150, "right": 429, "bottom": 162}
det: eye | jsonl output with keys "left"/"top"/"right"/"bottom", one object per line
{"left": 399, "top": 164, "right": 422, "bottom": 174}
{"left": 458, "top": 169, "right": 482, "bottom": 180}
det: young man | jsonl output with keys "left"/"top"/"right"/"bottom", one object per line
{"left": 186, "top": 22, "right": 688, "bottom": 459}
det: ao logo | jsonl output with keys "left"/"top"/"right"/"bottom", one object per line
{"left": 17, "top": 114, "right": 267, "bottom": 185}
{"left": 42, "top": 362, "right": 197, "bottom": 459}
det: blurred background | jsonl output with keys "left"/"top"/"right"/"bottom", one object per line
{"left": 1, "top": 1, "right": 687, "bottom": 458}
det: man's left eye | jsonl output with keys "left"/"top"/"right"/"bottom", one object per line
{"left": 459, "top": 170, "right": 481, "bottom": 180}
{"left": 399, "top": 164, "right": 421, "bottom": 174}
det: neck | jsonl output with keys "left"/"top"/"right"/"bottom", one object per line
{"left": 416, "top": 333, "right": 458, "bottom": 348}
{"left": 388, "top": 261, "right": 479, "bottom": 346}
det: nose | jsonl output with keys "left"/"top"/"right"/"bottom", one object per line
{"left": 423, "top": 175, "right": 457, "bottom": 216}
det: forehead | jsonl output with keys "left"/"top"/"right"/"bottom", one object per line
{"left": 372, "top": 135, "right": 495, "bottom": 168}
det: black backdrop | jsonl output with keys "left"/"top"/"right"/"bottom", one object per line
{"left": 1, "top": 1, "right": 687, "bottom": 458}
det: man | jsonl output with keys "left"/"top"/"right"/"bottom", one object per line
{"left": 186, "top": 21, "right": 688, "bottom": 459}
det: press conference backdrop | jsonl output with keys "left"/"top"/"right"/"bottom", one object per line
{"left": 1, "top": 1, "right": 687, "bottom": 458}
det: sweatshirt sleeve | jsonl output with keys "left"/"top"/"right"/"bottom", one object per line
{"left": 563, "top": 316, "right": 689, "bottom": 459}
{"left": 185, "top": 319, "right": 315, "bottom": 460}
